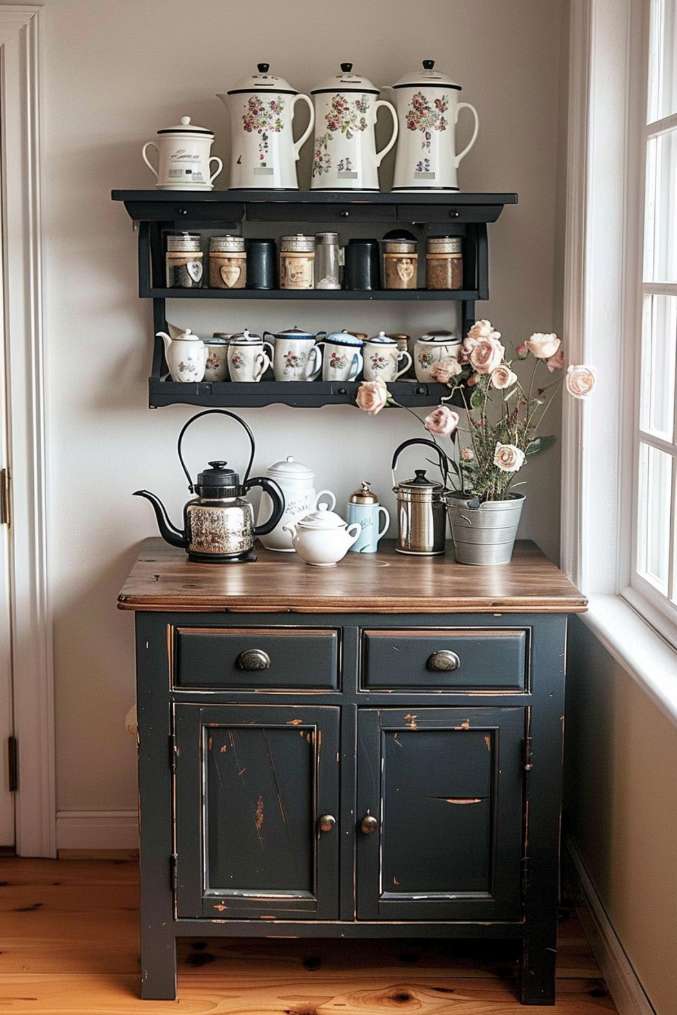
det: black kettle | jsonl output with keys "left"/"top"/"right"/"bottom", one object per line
{"left": 135, "top": 409, "right": 285, "bottom": 563}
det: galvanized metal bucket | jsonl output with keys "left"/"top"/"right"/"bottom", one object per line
{"left": 445, "top": 493, "right": 525, "bottom": 565}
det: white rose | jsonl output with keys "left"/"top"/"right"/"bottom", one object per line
{"left": 565, "top": 364, "right": 597, "bottom": 399}
{"left": 491, "top": 364, "right": 517, "bottom": 389}
{"left": 469, "top": 336, "right": 505, "bottom": 374}
{"left": 525, "top": 333, "right": 561, "bottom": 359}
{"left": 466, "top": 319, "right": 495, "bottom": 341}
{"left": 494, "top": 442, "right": 525, "bottom": 473}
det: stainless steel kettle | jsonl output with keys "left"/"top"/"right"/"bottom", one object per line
{"left": 391, "top": 438, "right": 449, "bottom": 555}
{"left": 135, "top": 409, "right": 285, "bottom": 563}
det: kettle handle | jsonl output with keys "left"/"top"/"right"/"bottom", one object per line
{"left": 247, "top": 477, "right": 286, "bottom": 536}
{"left": 176, "top": 409, "right": 256, "bottom": 492}
{"left": 391, "top": 437, "right": 449, "bottom": 487}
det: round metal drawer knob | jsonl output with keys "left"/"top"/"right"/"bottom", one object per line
{"left": 318, "top": 814, "right": 336, "bottom": 833}
{"left": 360, "top": 813, "right": 378, "bottom": 834}
{"left": 426, "top": 649, "right": 460, "bottom": 673}
{"left": 236, "top": 648, "right": 271, "bottom": 672}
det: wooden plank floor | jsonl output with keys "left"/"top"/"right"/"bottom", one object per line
{"left": 0, "top": 857, "right": 616, "bottom": 1014}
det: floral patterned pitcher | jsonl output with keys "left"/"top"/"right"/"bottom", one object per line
{"left": 218, "top": 64, "right": 314, "bottom": 189}
{"left": 390, "top": 60, "right": 479, "bottom": 192}
{"left": 310, "top": 64, "right": 398, "bottom": 191}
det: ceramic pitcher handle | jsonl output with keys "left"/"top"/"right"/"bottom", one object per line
{"left": 315, "top": 489, "right": 336, "bottom": 511}
{"left": 305, "top": 343, "right": 322, "bottom": 380}
{"left": 292, "top": 93, "right": 315, "bottom": 160}
{"left": 374, "top": 100, "right": 399, "bottom": 168}
{"left": 377, "top": 506, "right": 391, "bottom": 541}
{"left": 454, "top": 102, "right": 479, "bottom": 167}
{"left": 348, "top": 350, "right": 363, "bottom": 381}
{"left": 209, "top": 156, "right": 223, "bottom": 184}
{"left": 254, "top": 351, "right": 270, "bottom": 382}
{"left": 394, "top": 350, "right": 413, "bottom": 379}
{"left": 142, "top": 141, "right": 159, "bottom": 179}
{"left": 263, "top": 340, "right": 275, "bottom": 362}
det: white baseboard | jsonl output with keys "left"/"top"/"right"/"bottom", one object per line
{"left": 56, "top": 810, "right": 138, "bottom": 850}
{"left": 566, "top": 836, "right": 655, "bottom": 1015}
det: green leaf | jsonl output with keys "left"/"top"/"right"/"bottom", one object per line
{"left": 526, "top": 435, "right": 557, "bottom": 456}
{"left": 469, "top": 387, "right": 483, "bottom": 411}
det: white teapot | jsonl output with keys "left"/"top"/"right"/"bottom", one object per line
{"left": 218, "top": 64, "right": 314, "bottom": 190}
{"left": 284, "top": 504, "right": 361, "bottom": 567}
{"left": 257, "top": 456, "right": 336, "bottom": 552}
{"left": 142, "top": 116, "right": 223, "bottom": 190}
{"left": 156, "top": 328, "right": 206, "bottom": 383}
{"left": 390, "top": 60, "right": 479, "bottom": 192}
{"left": 310, "top": 64, "right": 398, "bottom": 191}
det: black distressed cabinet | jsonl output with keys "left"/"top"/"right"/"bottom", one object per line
{"left": 121, "top": 539, "right": 586, "bottom": 1005}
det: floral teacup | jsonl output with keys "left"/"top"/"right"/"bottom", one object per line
{"left": 227, "top": 329, "right": 273, "bottom": 383}
{"left": 363, "top": 332, "right": 412, "bottom": 381}
{"left": 265, "top": 327, "right": 324, "bottom": 382}
{"left": 413, "top": 332, "right": 461, "bottom": 382}
{"left": 320, "top": 332, "right": 364, "bottom": 381}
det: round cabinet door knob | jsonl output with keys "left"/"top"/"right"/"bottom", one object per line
{"left": 318, "top": 814, "right": 336, "bottom": 833}
{"left": 177, "top": 208, "right": 189, "bottom": 216}
{"left": 360, "top": 813, "right": 378, "bottom": 834}
{"left": 338, "top": 209, "right": 350, "bottom": 218}
{"left": 236, "top": 648, "right": 271, "bottom": 672}
{"left": 448, "top": 208, "right": 460, "bottom": 218}
{"left": 426, "top": 650, "right": 460, "bottom": 673}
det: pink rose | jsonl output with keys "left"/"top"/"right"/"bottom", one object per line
{"left": 356, "top": 379, "right": 389, "bottom": 415}
{"left": 460, "top": 447, "right": 474, "bottom": 462}
{"left": 424, "top": 405, "right": 459, "bottom": 436}
{"left": 490, "top": 364, "right": 517, "bottom": 389}
{"left": 494, "top": 442, "right": 525, "bottom": 473}
{"left": 430, "top": 358, "right": 462, "bottom": 384}
{"left": 466, "top": 373, "right": 479, "bottom": 386}
{"left": 515, "top": 342, "right": 528, "bottom": 358}
{"left": 466, "top": 319, "right": 495, "bottom": 341}
{"left": 546, "top": 348, "right": 565, "bottom": 372}
{"left": 526, "top": 333, "right": 561, "bottom": 359}
{"left": 469, "top": 336, "right": 505, "bottom": 374}
{"left": 565, "top": 364, "right": 597, "bottom": 399}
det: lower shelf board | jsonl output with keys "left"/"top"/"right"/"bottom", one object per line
{"left": 148, "top": 378, "right": 463, "bottom": 409}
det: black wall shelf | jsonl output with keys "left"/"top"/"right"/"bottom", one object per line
{"left": 113, "top": 189, "right": 517, "bottom": 410}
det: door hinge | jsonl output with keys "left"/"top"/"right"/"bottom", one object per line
{"left": 169, "top": 852, "right": 178, "bottom": 894}
{"left": 522, "top": 735, "right": 534, "bottom": 772}
{"left": 8, "top": 736, "right": 17, "bottom": 792}
{"left": 169, "top": 733, "right": 176, "bottom": 773}
{"left": 0, "top": 468, "right": 10, "bottom": 527}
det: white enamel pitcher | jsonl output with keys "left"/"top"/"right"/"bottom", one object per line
{"left": 390, "top": 60, "right": 479, "bottom": 192}
{"left": 218, "top": 63, "right": 314, "bottom": 190}
{"left": 310, "top": 64, "right": 398, "bottom": 191}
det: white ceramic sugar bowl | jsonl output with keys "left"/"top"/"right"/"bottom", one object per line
{"left": 257, "top": 457, "right": 336, "bottom": 552}
{"left": 284, "top": 504, "right": 361, "bottom": 566}
{"left": 142, "top": 115, "right": 223, "bottom": 190}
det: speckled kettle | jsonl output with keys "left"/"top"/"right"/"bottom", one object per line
{"left": 134, "top": 409, "right": 284, "bottom": 563}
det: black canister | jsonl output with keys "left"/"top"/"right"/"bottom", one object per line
{"left": 344, "top": 238, "right": 381, "bottom": 291}
{"left": 246, "top": 238, "right": 276, "bottom": 290}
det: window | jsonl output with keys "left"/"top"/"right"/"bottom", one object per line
{"left": 629, "top": 0, "right": 677, "bottom": 635}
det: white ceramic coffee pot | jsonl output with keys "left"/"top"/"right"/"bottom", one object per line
{"left": 156, "top": 328, "right": 207, "bottom": 383}
{"left": 310, "top": 63, "right": 398, "bottom": 191}
{"left": 256, "top": 456, "right": 336, "bottom": 552}
{"left": 390, "top": 60, "right": 479, "bottom": 192}
{"left": 218, "top": 64, "right": 314, "bottom": 189}
{"left": 142, "top": 116, "right": 223, "bottom": 190}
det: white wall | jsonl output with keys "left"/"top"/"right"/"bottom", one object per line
{"left": 39, "top": 0, "right": 567, "bottom": 816}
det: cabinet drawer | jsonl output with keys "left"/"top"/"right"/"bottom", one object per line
{"left": 362, "top": 629, "right": 527, "bottom": 691}
{"left": 174, "top": 627, "right": 339, "bottom": 689}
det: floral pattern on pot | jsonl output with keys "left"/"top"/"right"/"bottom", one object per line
{"left": 242, "top": 95, "right": 285, "bottom": 166}
{"left": 326, "top": 94, "right": 370, "bottom": 138}
{"left": 312, "top": 135, "right": 332, "bottom": 176}
{"left": 329, "top": 350, "right": 348, "bottom": 370}
{"left": 230, "top": 351, "right": 244, "bottom": 369}
{"left": 283, "top": 349, "right": 307, "bottom": 373}
{"left": 369, "top": 352, "right": 388, "bottom": 372}
{"left": 205, "top": 352, "right": 221, "bottom": 372}
{"left": 406, "top": 91, "right": 449, "bottom": 153}
{"left": 417, "top": 350, "right": 434, "bottom": 368}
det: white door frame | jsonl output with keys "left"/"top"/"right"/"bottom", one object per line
{"left": 0, "top": 5, "right": 54, "bottom": 857}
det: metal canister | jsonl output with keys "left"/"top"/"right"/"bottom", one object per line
{"left": 426, "top": 235, "right": 463, "bottom": 290}
{"left": 383, "top": 238, "right": 418, "bottom": 290}
{"left": 208, "top": 235, "right": 246, "bottom": 289}
{"left": 246, "top": 238, "right": 276, "bottom": 289}
{"left": 165, "top": 232, "right": 203, "bottom": 288}
{"left": 280, "top": 234, "right": 315, "bottom": 289}
{"left": 391, "top": 438, "right": 449, "bottom": 555}
{"left": 315, "top": 232, "right": 341, "bottom": 289}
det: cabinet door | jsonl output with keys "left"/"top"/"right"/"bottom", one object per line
{"left": 175, "top": 704, "right": 340, "bottom": 919}
{"left": 357, "top": 707, "right": 524, "bottom": 921}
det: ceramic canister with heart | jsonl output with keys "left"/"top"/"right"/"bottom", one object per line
{"left": 363, "top": 332, "right": 412, "bottom": 381}
{"left": 208, "top": 235, "right": 247, "bottom": 289}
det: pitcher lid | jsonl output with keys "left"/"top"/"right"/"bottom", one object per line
{"left": 273, "top": 326, "right": 316, "bottom": 339}
{"left": 349, "top": 481, "right": 379, "bottom": 504}
{"left": 227, "top": 63, "right": 298, "bottom": 95}
{"left": 297, "top": 503, "right": 347, "bottom": 530}
{"left": 229, "top": 328, "right": 262, "bottom": 344}
{"left": 392, "top": 59, "right": 461, "bottom": 90}
{"left": 311, "top": 63, "right": 379, "bottom": 95}
{"left": 417, "top": 329, "right": 459, "bottom": 343}
{"left": 157, "top": 114, "right": 214, "bottom": 136}
{"left": 366, "top": 331, "right": 397, "bottom": 345}
{"left": 267, "top": 455, "right": 314, "bottom": 479}
{"left": 167, "top": 327, "right": 202, "bottom": 343}
{"left": 326, "top": 330, "right": 363, "bottom": 346}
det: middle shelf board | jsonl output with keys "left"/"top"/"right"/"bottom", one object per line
{"left": 145, "top": 287, "right": 481, "bottom": 302}
{"left": 148, "top": 379, "right": 462, "bottom": 409}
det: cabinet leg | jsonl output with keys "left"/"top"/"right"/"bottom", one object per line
{"left": 140, "top": 927, "right": 176, "bottom": 1000}
{"left": 520, "top": 928, "right": 556, "bottom": 1005}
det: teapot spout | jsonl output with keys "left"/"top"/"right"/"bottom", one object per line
{"left": 156, "top": 331, "right": 172, "bottom": 358}
{"left": 134, "top": 490, "right": 187, "bottom": 548}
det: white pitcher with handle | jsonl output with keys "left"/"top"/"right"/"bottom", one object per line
{"left": 218, "top": 64, "right": 314, "bottom": 190}
{"left": 156, "top": 328, "right": 207, "bottom": 383}
{"left": 310, "top": 64, "right": 398, "bottom": 191}
{"left": 390, "top": 60, "right": 479, "bottom": 192}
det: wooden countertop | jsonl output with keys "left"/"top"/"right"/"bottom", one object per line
{"left": 117, "top": 538, "right": 586, "bottom": 615}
